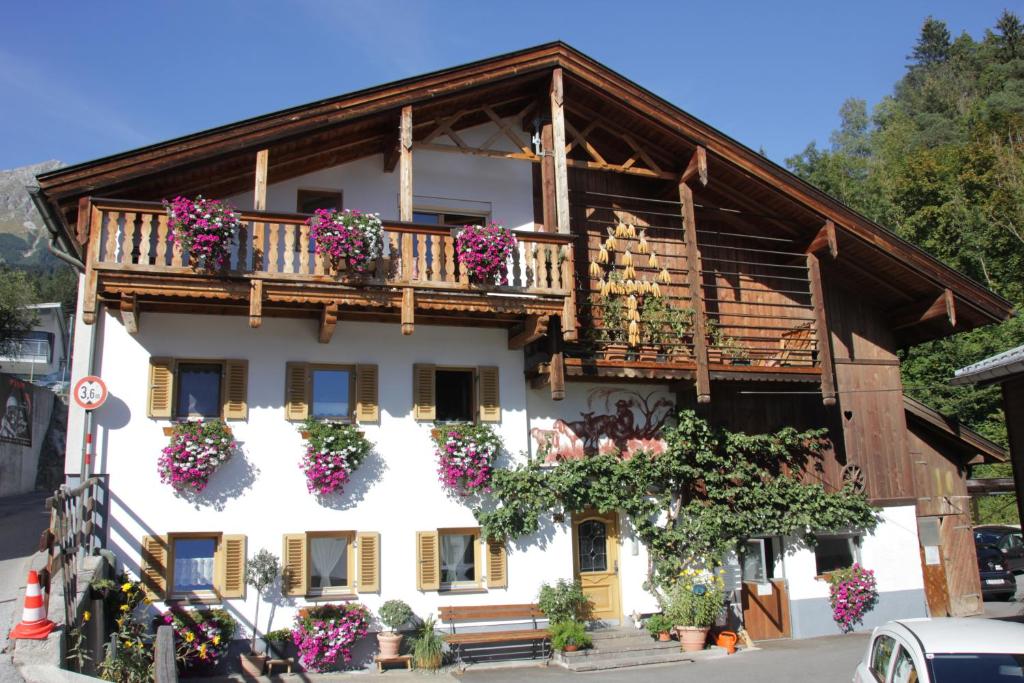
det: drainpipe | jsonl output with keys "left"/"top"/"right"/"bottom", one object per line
{"left": 27, "top": 186, "right": 85, "bottom": 272}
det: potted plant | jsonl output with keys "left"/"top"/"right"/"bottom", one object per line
{"left": 291, "top": 603, "right": 370, "bottom": 672}
{"left": 431, "top": 423, "right": 503, "bottom": 496}
{"left": 160, "top": 607, "right": 237, "bottom": 674}
{"left": 645, "top": 614, "right": 673, "bottom": 642}
{"left": 662, "top": 569, "right": 726, "bottom": 652}
{"left": 157, "top": 420, "right": 236, "bottom": 493}
{"left": 412, "top": 616, "right": 444, "bottom": 670}
{"left": 163, "top": 195, "right": 241, "bottom": 271}
{"left": 265, "top": 629, "right": 292, "bottom": 659}
{"left": 307, "top": 208, "right": 384, "bottom": 275}
{"left": 549, "top": 620, "right": 592, "bottom": 653}
{"left": 537, "top": 579, "right": 592, "bottom": 623}
{"left": 299, "top": 419, "right": 374, "bottom": 497}
{"left": 240, "top": 549, "right": 281, "bottom": 677}
{"left": 596, "top": 292, "right": 628, "bottom": 362}
{"left": 666, "top": 306, "right": 695, "bottom": 363}
{"left": 376, "top": 600, "right": 414, "bottom": 659}
{"left": 827, "top": 563, "right": 878, "bottom": 633}
{"left": 454, "top": 223, "right": 517, "bottom": 285}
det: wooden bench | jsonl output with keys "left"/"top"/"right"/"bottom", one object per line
{"left": 439, "top": 604, "right": 549, "bottom": 662}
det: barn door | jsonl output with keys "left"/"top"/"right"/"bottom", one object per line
{"left": 917, "top": 516, "right": 951, "bottom": 617}
{"left": 939, "top": 515, "right": 983, "bottom": 616}
{"left": 739, "top": 538, "right": 791, "bottom": 640}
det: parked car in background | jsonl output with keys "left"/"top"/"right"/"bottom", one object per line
{"left": 977, "top": 543, "right": 1017, "bottom": 601}
{"left": 975, "top": 525, "right": 1024, "bottom": 574}
{"left": 853, "top": 618, "right": 1024, "bottom": 683}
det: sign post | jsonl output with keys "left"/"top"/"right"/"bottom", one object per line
{"left": 72, "top": 375, "right": 106, "bottom": 557}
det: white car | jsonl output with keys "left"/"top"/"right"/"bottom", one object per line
{"left": 853, "top": 618, "right": 1024, "bottom": 683}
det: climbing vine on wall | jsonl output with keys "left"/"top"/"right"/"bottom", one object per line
{"left": 473, "top": 410, "right": 878, "bottom": 591}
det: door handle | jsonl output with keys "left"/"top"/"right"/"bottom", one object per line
{"left": 614, "top": 560, "right": 619, "bottom": 575}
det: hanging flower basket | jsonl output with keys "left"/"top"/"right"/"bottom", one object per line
{"left": 827, "top": 563, "right": 878, "bottom": 633}
{"left": 160, "top": 607, "right": 237, "bottom": 673}
{"left": 431, "top": 423, "right": 503, "bottom": 496}
{"left": 291, "top": 603, "right": 370, "bottom": 672}
{"left": 307, "top": 209, "right": 383, "bottom": 275}
{"left": 455, "top": 223, "right": 516, "bottom": 285}
{"left": 158, "top": 420, "right": 236, "bottom": 493}
{"left": 163, "top": 196, "right": 241, "bottom": 271}
{"left": 299, "top": 419, "right": 373, "bottom": 497}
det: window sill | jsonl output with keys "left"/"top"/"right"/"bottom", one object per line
{"left": 167, "top": 596, "right": 223, "bottom": 606}
{"left": 305, "top": 593, "right": 358, "bottom": 602}
{"left": 438, "top": 587, "right": 487, "bottom": 595}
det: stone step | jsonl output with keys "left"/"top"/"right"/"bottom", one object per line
{"left": 565, "top": 637, "right": 680, "bottom": 656}
{"left": 561, "top": 648, "right": 725, "bottom": 672}
{"left": 588, "top": 627, "right": 647, "bottom": 640}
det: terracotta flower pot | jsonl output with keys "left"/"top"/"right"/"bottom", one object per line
{"left": 603, "top": 343, "right": 628, "bottom": 362}
{"left": 657, "top": 631, "right": 671, "bottom": 642}
{"left": 563, "top": 644, "right": 579, "bottom": 652}
{"left": 377, "top": 632, "right": 402, "bottom": 658}
{"left": 676, "top": 626, "right": 710, "bottom": 652}
{"left": 239, "top": 653, "right": 267, "bottom": 677}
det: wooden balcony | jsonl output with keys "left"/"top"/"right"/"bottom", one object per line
{"left": 79, "top": 198, "right": 574, "bottom": 339}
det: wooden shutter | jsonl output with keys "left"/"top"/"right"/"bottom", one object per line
{"left": 140, "top": 535, "right": 168, "bottom": 600}
{"left": 478, "top": 366, "right": 501, "bottom": 423}
{"left": 413, "top": 364, "right": 436, "bottom": 421}
{"left": 216, "top": 534, "right": 247, "bottom": 599}
{"left": 147, "top": 358, "right": 175, "bottom": 418}
{"left": 487, "top": 540, "right": 508, "bottom": 589}
{"left": 355, "top": 365, "right": 379, "bottom": 424}
{"left": 282, "top": 533, "right": 307, "bottom": 596}
{"left": 357, "top": 531, "right": 380, "bottom": 593}
{"left": 416, "top": 531, "right": 440, "bottom": 591}
{"left": 222, "top": 360, "right": 249, "bottom": 420}
{"left": 284, "top": 363, "right": 309, "bottom": 421}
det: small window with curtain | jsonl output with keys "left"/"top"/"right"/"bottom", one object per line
{"left": 742, "top": 538, "right": 770, "bottom": 583}
{"left": 307, "top": 532, "right": 354, "bottom": 596}
{"left": 439, "top": 528, "right": 480, "bottom": 589}
{"left": 171, "top": 536, "right": 218, "bottom": 599}
{"left": 175, "top": 362, "right": 223, "bottom": 418}
{"left": 814, "top": 534, "right": 860, "bottom": 575}
{"left": 309, "top": 366, "right": 353, "bottom": 419}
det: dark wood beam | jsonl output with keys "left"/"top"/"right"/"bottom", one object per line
{"left": 249, "top": 280, "right": 263, "bottom": 328}
{"left": 319, "top": 303, "right": 338, "bottom": 343}
{"left": 806, "top": 219, "right": 838, "bottom": 259}
{"left": 382, "top": 138, "right": 400, "bottom": 173}
{"left": 890, "top": 289, "right": 956, "bottom": 331}
{"left": 1003, "top": 378, "right": 1024, "bottom": 525}
{"left": 549, "top": 315, "right": 565, "bottom": 401}
{"left": 550, "top": 68, "right": 570, "bottom": 234}
{"left": 253, "top": 149, "right": 268, "bottom": 211}
{"left": 399, "top": 105, "right": 413, "bottom": 222}
{"left": 508, "top": 314, "right": 550, "bottom": 349}
{"left": 680, "top": 146, "right": 708, "bottom": 186}
{"left": 401, "top": 287, "right": 414, "bottom": 335}
{"left": 807, "top": 254, "right": 837, "bottom": 406}
{"left": 680, "top": 181, "right": 711, "bottom": 403}
{"left": 120, "top": 294, "right": 139, "bottom": 334}
{"left": 538, "top": 93, "right": 557, "bottom": 233}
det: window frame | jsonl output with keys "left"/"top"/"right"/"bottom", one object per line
{"left": 890, "top": 645, "right": 919, "bottom": 683}
{"left": 306, "top": 530, "right": 357, "bottom": 598}
{"left": 296, "top": 188, "right": 344, "bottom": 215}
{"left": 438, "top": 527, "right": 483, "bottom": 591}
{"left": 307, "top": 364, "right": 356, "bottom": 421}
{"left": 814, "top": 532, "right": 862, "bottom": 577}
{"left": 741, "top": 538, "right": 769, "bottom": 583}
{"left": 412, "top": 206, "right": 490, "bottom": 227}
{"left": 168, "top": 532, "right": 223, "bottom": 602}
{"left": 173, "top": 359, "right": 225, "bottom": 420}
{"left": 433, "top": 366, "right": 477, "bottom": 424}
{"left": 868, "top": 634, "right": 896, "bottom": 683}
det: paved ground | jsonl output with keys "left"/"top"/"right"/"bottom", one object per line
{"left": 0, "top": 491, "right": 49, "bottom": 683}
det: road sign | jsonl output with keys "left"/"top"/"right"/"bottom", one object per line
{"left": 73, "top": 376, "right": 107, "bottom": 411}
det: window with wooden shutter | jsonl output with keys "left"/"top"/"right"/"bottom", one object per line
{"left": 216, "top": 534, "right": 246, "bottom": 599}
{"left": 148, "top": 358, "right": 175, "bottom": 419}
{"left": 222, "top": 360, "right": 249, "bottom": 420}
{"left": 357, "top": 531, "right": 380, "bottom": 593}
{"left": 282, "top": 533, "right": 307, "bottom": 596}
{"left": 478, "top": 366, "right": 501, "bottom": 423}
{"left": 140, "top": 535, "right": 168, "bottom": 599}
{"left": 354, "top": 365, "right": 379, "bottom": 424}
{"left": 486, "top": 540, "right": 508, "bottom": 589}
{"left": 285, "top": 363, "right": 309, "bottom": 421}
{"left": 416, "top": 531, "right": 440, "bottom": 591}
{"left": 413, "top": 364, "right": 436, "bottom": 421}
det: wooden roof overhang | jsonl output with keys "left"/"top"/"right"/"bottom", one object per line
{"left": 904, "top": 395, "right": 1007, "bottom": 465}
{"left": 36, "top": 42, "right": 1013, "bottom": 345}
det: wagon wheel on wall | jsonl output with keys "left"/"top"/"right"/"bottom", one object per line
{"left": 841, "top": 464, "right": 866, "bottom": 493}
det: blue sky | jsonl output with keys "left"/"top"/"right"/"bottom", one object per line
{"left": 0, "top": 1, "right": 1013, "bottom": 171}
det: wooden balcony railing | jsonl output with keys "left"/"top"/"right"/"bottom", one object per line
{"left": 84, "top": 198, "right": 573, "bottom": 294}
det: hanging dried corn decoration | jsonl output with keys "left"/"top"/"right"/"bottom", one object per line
{"left": 648, "top": 252, "right": 658, "bottom": 268}
{"left": 615, "top": 222, "right": 629, "bottom": 238}
{"left": 622, "top": 250, "right": 633, "bottom": 267}
{"left": 628, "top": 319, "right": 640, "bottom": 346}
{"left": 597, "top": 246, "right": 609, "bottom": 264}
{"left": 589, "top": 260, "right": 603, "bottom": 279}
{"left": 637, "top": 230, "right": 650, "bottom": 255}
{"left": 651, "top": 281, "right": 662, "bottom": 297}
{"left": 627, "top": 294, "right": 638, "bottom": 312}
{"left": 625, "top": 223, "right": 637, "bottom": 238}
{"left": 605, "top": 234, "right": 618, "bottom": 252}
{"left": 658, "top": 268, "right": 672, "bottom": 284}
{"left": 624, "top": 265, "right": 637, "bottom": 280}
{"left": 640, "top": 279, "right": 652, "bottom": 295}
{"left": 624, "top": 278, "right": 636, "bottom": 294}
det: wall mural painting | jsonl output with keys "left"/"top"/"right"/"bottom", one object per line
{"left": 0, "top": 376, "right": 33, "bottom": 447}
{"left": 532, "top": 389, "right": 674, "bottom": 463}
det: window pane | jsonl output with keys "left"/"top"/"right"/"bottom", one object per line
{"left": 815, "top": 536, "right": 855, "bottom": 575}
{"left": 311, "top": 369, "right": 350, "bottom": 418}
{"left": 436, "top": 370, "right": 474, "bottom": 422}
{"left": 297, "top": 190, "right": 342, "bottom": 214}
{"left": 445, "top": 213, "right": 487, "bottom": 226}
{"left": 929, "top": 653, "right": 1024, "bottom": 680}
{"left": 742, "top": 539, "right": 767, "bottom": 582}
{"left": 892, "top": 647, "right": 918, "bottom": 683}
{"left": 441, "top": 533, "right": 476, "bottom": 584}
{"left": 177, "top": 364, "right": 222, "bottom": 417}
{"left": 870, "top": 635, "right": 895, "bottom": 679}
{"left": 309, "top": 536, "right": 348, "bottom": 589}
{"left": 173, "top": 538, "right": 216, "bottom": 593}
{"left": 578, "top": 520, "right": 608, "bottom": 572}
{"left": 413, "top": 211, "right": 440, "bottom": 224}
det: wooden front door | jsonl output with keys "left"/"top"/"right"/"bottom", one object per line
{"left": 572, "top": 511, "right": 621, "bottom": 622}
{"left": 741, "top": 580, "right": 791, "bottom": 640}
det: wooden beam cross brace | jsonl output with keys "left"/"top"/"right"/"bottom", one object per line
{"left": 319, "top": 303, "right": 338, "bottom": 344}
{"left": 679, "top": 181, "right": 711, "bottom": 403}
{"left": 508, "top": 314, "right": 550, "bottom": 350}
{"left": 120, "top": 294, "right": 139, "bottom": 334}
{"left": 805, "top": 219, "right": 838, "bottom": 259}
{"left": 680, "top": 146, "right": 708, "bottom": 187}
{"left": 401, "top": 287, "right": 415, "bottom": 335}
{"left": 890, "top": 289, "right": 957, "bottom": 331}
{"left": 249, "top": 280, "right": 263, "bottom": 328}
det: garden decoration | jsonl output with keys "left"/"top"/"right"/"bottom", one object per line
{"left": 307, "top": 208, "right": 384, "bottom": 274}
{"left": 291, "top": 603, "right": 370, "bottom": 672}
{"left": 299, "top": 419, "right": 373, "bottom": 497}
{"left": 455, "top": 223, "right": 516, "bottom": 285}
{"left": 644, "top": 614, "right": 673, "bottom": 641}
{"left": 549, "top": 620, "right": 591, "bottom": 652}
{"left": 662, "top": 567, "right": 726, "bottom": 652}
{"left": 161, "top": 607, "right": 238, "bottom": 672}
{"left": 376, "top": 600, "right": 414, "bottom": 658}
{"left": 240, "top": 549, "right": 282, "bottom": 676}
{"left": 164, "top": 195, "right": 240, "bottom": 271}
{"left": 827, "top": 563, "right": 878, "bottom": 633}
{"left": 158, "top": 420, "right": 236, "bottom": 493}
{"left": 431, "top": 423, "right": 503, "bottom": 496}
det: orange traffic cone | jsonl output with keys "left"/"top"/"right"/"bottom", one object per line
{"left": 9, "top": 570, "right": 54, "bottom": 640}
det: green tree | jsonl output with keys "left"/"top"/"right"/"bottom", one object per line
{"left": 0, "top": 268, "right": 39, "bottom": 360}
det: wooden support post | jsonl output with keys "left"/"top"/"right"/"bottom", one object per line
{"left": 319, "top": 303, "right": 338, "bottom": 344}
{"left": 1002, "top": 379, "right": 1024, "bottom": 527}
{"left": 549, "top": 69, "right": 570, "bottom": 234}
{"left": 680, "top": 146, "right": 708, "bottom": 186}
{"left": 401, "top": 287, "right": 415, "bottom": 335}
{"left": 679, "top": 182, "right": 711, "bottom": 403}
{"left": 806, "top": 253, "right": 837, "bottom": 406}
{"left": 82, "top": 202, "right": 101, "bottom": 325}
{"left": 508, "top": 314, "right": 550, "bottom": 350}
{"left": 399, "top": 105, "right": 413, "bottom": 222}
{"left": 549, "top": 315, "right": 565, "bottom": 401}
{"left": 254, "top": 149, "right": 269, "bottom": 211}
{"left": 249, "top": 280, "right": 263, "bottom": 328}
{"left": 890, "top": 289, "right": 957, "bottom": 331}
{"left": 805, "top": 219, "right": 838, "bottom": 259}
{"left": 538, "top": 96, "right": 557, "bottom": 233}
{"left": 120, "top": 294, "right": 139, "bottom": 334}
